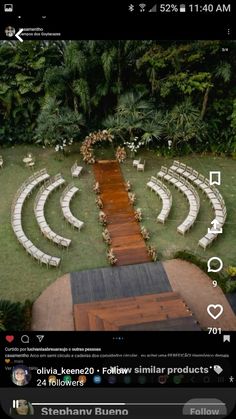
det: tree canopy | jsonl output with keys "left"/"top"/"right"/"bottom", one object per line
{"left": 0, "top": 40, "right": 235, "bottom": 154}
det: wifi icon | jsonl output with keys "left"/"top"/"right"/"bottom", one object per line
{"left": 139, "top": 3, "right": 146, "bottom": 12}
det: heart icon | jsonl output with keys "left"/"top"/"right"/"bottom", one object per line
{"left": 207, "top": 304, "right": 224, "bottom": 320}
{"left": 5, "top": 335, "right": 14, "bottom": 343}
{"left": 5, "top": 359, "right": 11, "bottom": 364}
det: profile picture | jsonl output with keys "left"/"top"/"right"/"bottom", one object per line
{"left": 48, "top": 375, "right": 57, "bottom": 384}
{"left": 10, "top": 400, "right": 34, "bottom": 415}
{"left": 12, "top": 365, "right": 31, "bottom": 387}
{"left": 5, "top": 26, "right": 15, "bottom": 37}
{"left": 78, "top": 375, "right": 87, "bottom": 385}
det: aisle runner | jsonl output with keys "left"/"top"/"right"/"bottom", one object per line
{"left": 93, "top": 160, "right": 151, "bottom": 265}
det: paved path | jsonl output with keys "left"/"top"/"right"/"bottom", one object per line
{"left": 93, "top": 160, "right": 151, "bottom": 265}
{"left": 31, "top": 274, "right": 73, "bottom": 331}
{"left": 164, "top": 259, "right": 236, "bottom": 330}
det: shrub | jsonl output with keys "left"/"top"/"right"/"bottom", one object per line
{"left": 226, "top": 266, "right": 236, "bottom": 278}
{"left": 225, "top": 281, "right": 236, "bottom": 294}
{"left": 35, "top": 97, "right": 84, "bottom": 148}
{"left": 0, "top": 299, "right": 32, "bottom": 331}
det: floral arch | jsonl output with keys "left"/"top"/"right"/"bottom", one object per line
{"left": 80, "top": 130, "right": 126, "bottom": 163}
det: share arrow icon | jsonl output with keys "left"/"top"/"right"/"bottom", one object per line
{"left": 15, "top": 28, "right": 23, "bottom": 42}
{"left": 36, "top": 335, "right": 44, "bottom": 343}
{"left": 208, "top": 218, "right": 222, "bottom": 234}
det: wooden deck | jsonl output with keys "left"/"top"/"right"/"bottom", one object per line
{"left": 93, "top": 160, "right": 151, "bottom": 265}
{"left": 73, "top": 292, "right": 200, "bottom": 331}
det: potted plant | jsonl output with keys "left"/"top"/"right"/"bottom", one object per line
{"left": 102, "top": 228, "right": 112, "bottom": 245}
{"left": 115, "top": 146, "right": 127, "bottom": 163}
{"left": 128, "top": 192, "right": 136, "bottom": 205}
{"left": 99, "top": 211, "right": 107, "bottom": 226}
{"left": 96, "top": 196, "right": 103, "bottom": 209}
{"left": 141, "top": 226, "right": 150, "bottom": 240}
{"left": 147, "top": 245, "right": 158, "bottom": 261}
{"left": 134, "top": 208, "right": 142, "bottom": 222}
{"left": 93, "top": 181, "right": 100, "bottom": 194}
{"left": 125, "top": 180, "right": 132, "bottom": 192}
{"left": 107, "top": 248, "right": 117, "bottom": 265}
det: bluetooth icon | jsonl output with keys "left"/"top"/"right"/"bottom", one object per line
{"left": 129, "top": 4, "right": 135, "bottom": 12}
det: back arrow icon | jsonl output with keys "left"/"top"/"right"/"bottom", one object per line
{"left": 15, "top": 28, "right": 23, "bottom": 42}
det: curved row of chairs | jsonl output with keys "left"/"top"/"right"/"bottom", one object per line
{"left": 170, "top": 161, "right": 227, "bottom": 249}
{"left": 11, "top": 169, "right": 61, "bottom": 267}
{"left": 34, "top": 174, "right": 71, "bottom": 248}
{"left": 157, "top": 167, "right": 200, "bottom": 235}
{"left": 60, "top": 184, "right": 84, "bottom": 230}
{"left": 147, "top": 176, "right": 172, "bottom": 224}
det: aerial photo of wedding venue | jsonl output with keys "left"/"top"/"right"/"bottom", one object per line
{"left": 0, "top": 40, "right": 236, "bottom": 331}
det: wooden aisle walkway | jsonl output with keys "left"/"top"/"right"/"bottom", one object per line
{"left": 93, "top": 160, "right": 151, "bottom": 266}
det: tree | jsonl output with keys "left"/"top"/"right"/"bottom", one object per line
{"left": 0, "top": 39, "right": 235, "bottom": 152}
{"left": 104, "top": 90, "right": 163, "bottom": 146}
{"left": 0, "top": 41, "right": 57, "bottom": 144}
{"left": 137, "top": 41, "right": 234, "bottom": 113}
{"left": 163, "top": 99, "right": 206, "bottom": 147}
{"left": 44, "top": 41, "right": 91, "bottom": 115}
{"left": 35, "top": 97, "right": 84, "bottom": 149}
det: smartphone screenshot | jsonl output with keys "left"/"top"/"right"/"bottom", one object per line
{"left": 0, "top": 1, "right": 235, "bottom": 418}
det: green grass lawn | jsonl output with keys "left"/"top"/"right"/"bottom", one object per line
{"left": 0, "top": 144, "right": 108, "bottom": 302}
{"left": 121, "top": 151, "right": 236, "bottom": 266}
{"left": 0, "top": 145, "right": 235, "bottom": 303}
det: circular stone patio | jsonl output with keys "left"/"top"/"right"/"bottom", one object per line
{"left": 31, "top": 260, "right": 236, "bottom": 331}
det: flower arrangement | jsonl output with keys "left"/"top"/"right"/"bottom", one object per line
{"left": 96, "top": 196, "right": 103, "bottom": 209}
{"left": 140, "top": 226, "right": 150, "bottom": 240}
{"left": 128, "top": 192, "right": 136, "bottom": 205}
{"left": 99, "top": 211, "right": 107, "bottom": 225}
{"left": 55, "top": 139, "right": 73, "bottom": 154}
{"left": 107, "top": 248, "right": 117, "bottom": 265}
{"left": 93, "top": 181, "right": 100, "bottom": 194}
{"left": 80, "top": 130, "right": 114, "bottom": 164}
{"left": 102, "top": 228, "right": 112, "bottom": 245}
{"left": 115, "top": 146, "right": 127, "bottom": 163}
{"left": 134, "top": 208, "right": 142, "bottom": 222}
{"left": 125, "top": 181, "right": 132, "bottom": 192}
{"left": 147, "top": 245, "right": 158, "bottom": 261}
{"left": 124, "top": 136, "right": 141, "bottom": 155}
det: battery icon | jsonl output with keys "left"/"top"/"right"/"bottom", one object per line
{"left": 180, "top": 4, "right": 186, "bottom": 12}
